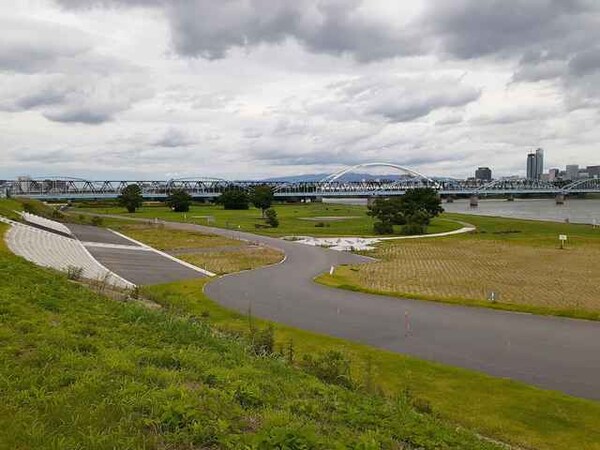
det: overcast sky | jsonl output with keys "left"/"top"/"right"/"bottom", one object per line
{"left": 1, "top": 0, "right": 599, "bottom": 180}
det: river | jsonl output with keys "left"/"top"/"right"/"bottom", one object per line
{"left": 324, "top": 198, "right": 600, "bottom": 225}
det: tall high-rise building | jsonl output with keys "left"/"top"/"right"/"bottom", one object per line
{"left": 526, "top": 148, "right": 544, "bottom": 179}
{"left": 475, "top": 167, "right": 492, "bottom": 181}
{"left": 566, "top": 164, "right": 579, "bottom": 180}
{"left": 535, "top": 148, "right": 544, "bottom": 178}
{"left": 587, "top": 165, "right": 600, "bottom": 178}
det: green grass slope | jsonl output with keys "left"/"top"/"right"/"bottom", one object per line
{"left": 0, "top": 222, "right": 497, "bottom": 449}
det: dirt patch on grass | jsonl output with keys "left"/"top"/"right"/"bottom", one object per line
{"left": 299, "top": 216, "right": 361, "bottom": 221}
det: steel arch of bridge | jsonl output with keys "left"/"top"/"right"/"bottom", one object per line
{"left": 563, "top": 178, "right": 600, "bottom": 193}
{"left": 320, "top": 162, "right": 438, "bottom": 185}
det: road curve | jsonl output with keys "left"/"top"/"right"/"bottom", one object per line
{"left": 86, "top": 214, "right": 600, "bottom": 400}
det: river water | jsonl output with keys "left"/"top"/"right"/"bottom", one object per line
{"left": 325, "top": 198, "right": 600, "bottom": 225}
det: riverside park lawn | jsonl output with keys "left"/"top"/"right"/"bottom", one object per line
{"left": 100, "top": 212, "right": 600, "bottom": 449}
{"left": 74, "top": 201, "right": 461, "bottom": 237}
{"left": 0, "top": 219, "right": 499, "bottom": 450}
{"left": 2, "top": 199, "right": 600, "bottom": 449}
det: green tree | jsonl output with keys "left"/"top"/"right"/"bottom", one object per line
{"left": 250, "top": 185, "right": 274, "bottom": 217}
{"left": 367, "top": 197, "right": 406, "bottom": 226}
{"left": 264, "top": 208, "right": 279, "bottom": 228}
{"left": 398, "top": 188, "right": 444, "bottom": 225}
{"left": 166, "top": 189, "right": 192, "bottom": 212}
{"left": 118, "top": 184, "right": 143, "bottom": 213}
{"left": 367, "top": 188, "right": 443, "bottom": 235}
{"left": 218, "top": 187, "right": 249, "bottom": 210}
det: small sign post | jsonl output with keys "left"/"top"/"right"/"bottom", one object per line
{"left": 559, "top": 234, "right": 568, "bottom": 250}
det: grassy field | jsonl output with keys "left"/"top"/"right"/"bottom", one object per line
{"left": 317, "top": 213, "right": 600, "bottom": 319}
{"left": 109, "top": 223, "right": 246, "bottom": 250}
{"left": 74, "top": 202, "right": 461, "bottom": 237}
{"left": 148, "top": 278, "right": 600, "bottom": 450}
{"left": 109, "top": 222, "right": 284, "bottom": 275}
{"left": 3, "top": 199, "right": 600, "bottom": 448}
{"left": 105, "top": 210, "right": 600, "bottom": 449}
{"left": 0, "top": 221, "right": 501, "bottom": 449}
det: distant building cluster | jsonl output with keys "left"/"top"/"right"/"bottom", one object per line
{"left": 471, "top": 148, "right": 598, "bottom": 183}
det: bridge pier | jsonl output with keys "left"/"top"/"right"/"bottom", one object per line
{"left": 445, "top": 196, "right": 454, "bottom": 203}
{"left": 506, "top": 195, "right": 514, "bottom": 202}
{"left": 556, "top": 193, "right": 566, "bottom": 205}
{"left": 469, "top": 195, "right": 479, "bottom": 207}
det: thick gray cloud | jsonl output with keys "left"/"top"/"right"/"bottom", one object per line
{"left": 0, "top": 17, "right": 91, "bottom": 72}
{"left": 0, "top": 12, "right": 152, "bottom": 125}
{"left": 568, "top": 47, "right": 600, "bottom": 77}
{"left": 0, "top": 74, "right": 151, "bottom": 124}
{"left": 313, "top": 75, "right": 480, "bottom": 123}
{"left": 58, "top": 0, "right": 421, "bottom": 61}
{"left": 427, "top": 0, "right": 597, "bottom": 59}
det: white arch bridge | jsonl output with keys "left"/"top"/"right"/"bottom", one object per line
{"left": 2, "top": 163, "right": 599, "bottom": 201}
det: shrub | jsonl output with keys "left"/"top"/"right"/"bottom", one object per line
{"left": 301, "top": 350, "right": 354, "bottom": 389}
{"left": 251, "top": 325, "right": 275, "bottom": 356}
{"left": 118, "top": 184, "right": 143, "bottom": 213}
{"left": 314, "top": 222, "right": 330, "bottom": 228}
{"left": 66, "top": 266, "right": 84, "bottom": 281}
{"left": 250, "top": 185, "right": 274, "bottom": 217}
{"left": 401, "top": 222, "right": 426, "bottom": 235}
{"left": 234, "top": 386, "right": 263, "bottom": 409}
{"left": 373, "top": 221, "right": 394, "bottom": 235}
{"left": 264, "top": 208, "right": 279, "bottom": 228}
{"left": 166, "top": 189, "right": 192, "bottom": 212}
{"left": 218, "top": 187, "right": 249, "bottom": 210}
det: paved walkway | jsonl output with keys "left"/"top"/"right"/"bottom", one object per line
{"left": 73, "top": 214, "right": 600, "bottom": 400}
{"left": 66, "top": 224, "right": 210, "bottom": 286}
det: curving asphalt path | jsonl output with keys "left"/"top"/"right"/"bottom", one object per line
{"left": 83, "top": 214, "right": 600, "bottom": 400}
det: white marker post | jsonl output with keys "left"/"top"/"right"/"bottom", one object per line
{"left": 559, "top": 234, "right": 568, "bottom": 250}
{"left": 329, "top": 266, "right": 335, "bottom": 275}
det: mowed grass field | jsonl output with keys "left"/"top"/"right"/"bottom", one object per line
{"left": 319, "top": 213, "right": 600, "bottom": 319}
{"left": 109, "top": 222, "right": 284, "bottom": 275}
{"left": 74, "top": 202, "right": 461, "bottom": 237}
